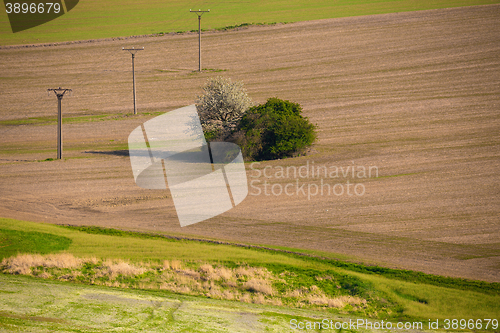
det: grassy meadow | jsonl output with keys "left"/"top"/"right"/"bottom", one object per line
{"left": 0, "top": 0, "right": 499, "bottom": 45}
{"left": 0, "top": 274, "right": 347, "bottom": 333}
{"left": 1, "top": 218, "right": 499, "bottom": 331}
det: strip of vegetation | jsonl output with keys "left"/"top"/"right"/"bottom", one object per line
{"left": 60, "top": 225, "right": 185, "bottom": 241}
{"left": 176, "top": 22, "right": 277, "bottom": 34}
{"left": 61, "top": 225, "right": 500, "bottom": 295}
{"left": 0, "top": 253, "right": 389, "bottom": 319}
{"left": 307, "top": 255, "right": 500, "bottom": 295}
{"left": 2, "top": 0, "right": 497, "bottom": 46}
{"left": 214, "top": 22, "right": 277, "bottom": 31}
{"left": 0, "top": 111, "right": 167, "bottom": 127}
{"left": 0, "top": 274, "right": 346, "bottom": 333}
{"left": 1, "top": 219, "right": 499, "bottom": 324}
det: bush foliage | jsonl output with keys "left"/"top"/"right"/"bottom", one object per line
{"left": 196, "top": 77, "right": 316, "bottom": 160}
{"left": 232, "top": 98, "right": 316, "bottom": 161}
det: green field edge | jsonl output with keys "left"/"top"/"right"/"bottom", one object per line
{"left": 1, "top": 2, "right": 500, "bottom": 46}
{"left": 0, "top": 110, "right": 168, "bottom": 127}
{"left": 60, "top": 224, "right": 500, "bottom": 295}
{"left": 2, "top": 217, "right": 499, "bottom": 327}
{"left": 0, "top": 274, "right": 354, "bottom": 333}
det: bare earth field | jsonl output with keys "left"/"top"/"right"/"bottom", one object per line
{"left": 1, "top": 5, "right": 499, "bottom": 282}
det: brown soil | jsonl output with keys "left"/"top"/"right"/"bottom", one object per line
{"left": 1, "top": 5, "right": 499, "bottom": 282}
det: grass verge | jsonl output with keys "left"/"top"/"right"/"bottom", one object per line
{"left": 0, "top": 111, "right": 167, "bottom": 127}
{"left": 0, "top": 274, "right": 346, "bottom": 332}
{"left": 1, "top": 1, "right": 499, "bottom": 45}
{"left": 0, "top": 217, "right": 499, "bottom": 329}
{"left": 0, "top": 228, "right": 72, "bottom": 260}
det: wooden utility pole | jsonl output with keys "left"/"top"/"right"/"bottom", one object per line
{"left": 190, "top": 9, "right": 210, "bottom": 72}
{"left": 122, "top": 47, "right": 144, "bottom": 114}
{"left": 47, "top": 87, "right": 72, "bottom": 160}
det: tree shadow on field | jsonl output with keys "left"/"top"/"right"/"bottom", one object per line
{"left": 84, "top": 149, "right": 210, "bottom": 162}
{"left": 85, "top": 150, "right": 129, "bottom": 157}
{"left": 84, "top": 145, "right": 241, "bottom": 164}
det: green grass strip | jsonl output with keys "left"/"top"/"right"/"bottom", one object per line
{"left": 1, "top": 0, "right": 499, "bottom": 45}
{"left": 62, "top": 225, "right": 500, "bottom": 295}
{"left": 0, "top": 229, "right": 72, "bottom": 260}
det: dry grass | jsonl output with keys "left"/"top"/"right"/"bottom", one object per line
{"left": 169, "top": 260, "right": 182, "bottom": 270}
{"left": 253, "top": 293, "right": 266, "bottom": 304}
{"left": 2, "top": 254, "right": 44, "bottom": 275}
{"left": 199, "top": 263, "right": 214, "bottom": 274}
{"left": 104, "top": 260, "right": 146, "bottom": 278}
{"left": 37, "top": 271, "right": 52, "bottom": 279}
{"left": 327, "top": 295, "right": 366, "bottom": 308}
{"left": 307, "top": 295, "right": 330, "bottom": 306}
{"left": 215, "top": 267, "right": 233, "bottom": 281}
{"left": 199, "top": 264, "right": 218, "bottom": 281}
{"left": 284, "top": 285, "right": 367, "bottom": 308}
{"left": 177, "top": 285, "right": 191, "bottom": 294}
{"left": 163, "top": 259, "right": 183, "bottom": 270}
{"left": 240, "top": 293, "right": 252, "bottom": 303}
{"left": 235, "top": 266, "right": 273, "bottom": 280}
{"left": 222, "top": 289, "right": 236, "bottom": 300}
{"left": 199, "top": 265, "right": 234, "bottom": 281}
{"left": 243, "top": 278, "right": 275, "bottom": 295}
{"left": 0, "top": 253, "right": 364, "bottom": 310}
{"left": 44, "top": 253, "right": 82, "bottom": 269}
{"left": 58, "top": 271, "right": 83, "bottom": 282}
{"left": 285, "top": 287, "right": 309, "bottom": 298}
{"left": 180, "top": 268, "right": 201, "bottom": 280}
{"left": 206, "top": 283, "right": 223, "bottom": 299}
{"left": 1, "top": 253, "right": 82, "bottom": 275}
{"left": 311, "top": 294, "right": 365, "bottom": 308}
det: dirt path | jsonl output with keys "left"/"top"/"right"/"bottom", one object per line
{"left": 1, "top": 5, "right": 499, "bottom": 281}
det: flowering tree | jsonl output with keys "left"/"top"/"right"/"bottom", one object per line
{"left": 196, "top": 76, "right": 253, "bottom": 141}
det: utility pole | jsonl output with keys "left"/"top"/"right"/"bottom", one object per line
{"left": 190, "top": 9, "right": 210, "bottom": 72}
{"left": 47, "top": 87, "right": 72, "bottom": 160}
{"left": 122, "top": 47, "right": 144, "bottom": 114}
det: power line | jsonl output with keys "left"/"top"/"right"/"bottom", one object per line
{"left": 165, "top": 1, "right": 207, "bottom": 32}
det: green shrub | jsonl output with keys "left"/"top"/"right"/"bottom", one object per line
{"left": 232, "top": 98, "right": 316, "bottom": 161}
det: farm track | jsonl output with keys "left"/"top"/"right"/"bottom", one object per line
{"left": 0, "top": 5, "right": 499, "bottom": 282}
